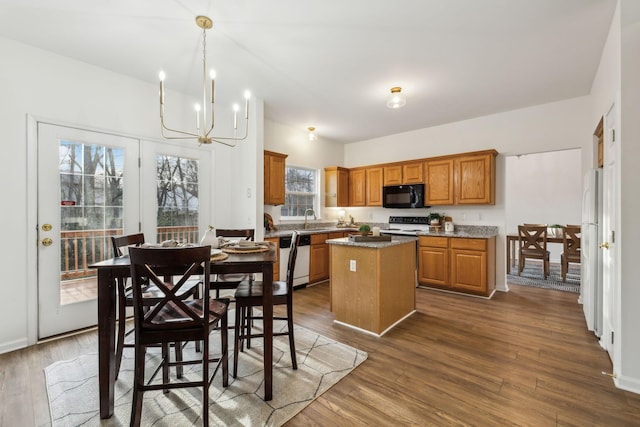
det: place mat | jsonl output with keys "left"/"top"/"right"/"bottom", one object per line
{"left": 210, "top": 252, "right": 229, "bottom": 262}
{"left": 222, "top": 244, "right": 271, "bottom": 254}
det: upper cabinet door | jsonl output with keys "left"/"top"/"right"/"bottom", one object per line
{"left": 383, "top": 165, "right": 402, "bottom": 186}
{"left": 402, "top": 162, "right": 424, "bottom": 184}
{"left": 264, "top": 150, "right": 288, "bottom": 205}
{"left": 454, "top": 153, "right": 495, "bottom": 205}
{"left": 366, "top": 167, "right": 384, "bottom": 206}
{"left": 325, "top": 167, "right": 349, "bottom": 207}
{"left": 425, "top": 159, "right": 454, "bottom": 205}
{"left": 349, "top": 168, "right": 366, "bottom": 206}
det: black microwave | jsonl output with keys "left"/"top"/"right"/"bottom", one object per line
{"left": 382, "top": 184, "right": 425, "bottom": 208}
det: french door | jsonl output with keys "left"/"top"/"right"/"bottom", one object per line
{"left": 37, "top": 125, "right": 212, "bottom": 338}
{"left": 140, "top": 140, "right": 211, "bottom": 245}
{"left": 37, "top": 123, "right": 140, "bottom": 338}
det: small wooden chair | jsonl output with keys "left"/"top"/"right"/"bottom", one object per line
{"left": 561, "top": 225, "right": 581, "bottom": 282}
{"left": 110, "top": 233, "right": 200, "bottom": 379}
{"left": 518, "top": 224, "right": 550, "bottom": 279}
{"left": 232, "top": 231, "right": 300, "bottom": 378}
{"left": 128, "top": 246, "right": 228, "bottom": 427}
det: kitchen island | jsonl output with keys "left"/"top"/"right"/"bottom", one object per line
{"left": 327, "top": 235, "right": 417, "bottom": 336}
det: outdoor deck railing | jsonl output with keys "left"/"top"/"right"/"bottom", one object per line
{"left": 60, "top": 226, "right": 199, "bottom": 280}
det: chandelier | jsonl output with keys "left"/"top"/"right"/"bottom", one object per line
{"left": 159, "top": 16, "right": 250, "bottom": 146}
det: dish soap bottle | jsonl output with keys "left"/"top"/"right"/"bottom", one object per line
{"left": 200, "top": 225, "right": 219, "bottom": 248}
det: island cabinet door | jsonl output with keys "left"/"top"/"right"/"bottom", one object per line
{"left": 418, "top": 246, "right": 449, "bottom": 287}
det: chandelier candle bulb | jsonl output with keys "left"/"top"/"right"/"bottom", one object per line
{"left": 233, "top": 104, "right": 239, "bottom": 129}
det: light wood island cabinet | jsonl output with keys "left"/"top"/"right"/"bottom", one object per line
{"left": 264, "top": 150, "right": 287, "bottom": 205}
{"left": 418, "top": 235, "right": 496, "bottom": 297}
{"left": 328, "top": 237, "right": 417, "bottom": 335}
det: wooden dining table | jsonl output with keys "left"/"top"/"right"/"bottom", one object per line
{"left": 89, "top": 245, "right": 277, "bottom": 419}
{"left": 506, "top": 233, "right": 564, "bottom": 274}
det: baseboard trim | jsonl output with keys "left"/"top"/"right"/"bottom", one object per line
{"left": 0, "top": 338, "right": 28, "bottom": 355}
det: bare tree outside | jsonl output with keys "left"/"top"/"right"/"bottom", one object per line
{"left": 156, "top": 154, "right": 199, "bottom": 242}
{"left": 280, "top": 166, "right": 317, "bottom": 217}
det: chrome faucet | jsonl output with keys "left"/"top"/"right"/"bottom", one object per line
{"left": 304, "top": 209, "right": 317, "bottom": 229}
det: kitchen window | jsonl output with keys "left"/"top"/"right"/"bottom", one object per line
{"left": 280, "top": 165, "right": 318, "bottom": 218}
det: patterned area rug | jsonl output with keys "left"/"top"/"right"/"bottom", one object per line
{"left": 507, "top": 261, "right": 580, "bottom": 293}
{"left": 45, "top": 323, "right": 367, "bottom": 426}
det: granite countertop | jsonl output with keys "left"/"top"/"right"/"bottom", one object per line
{"left": 264, "top": 226, "right": 359, "bottom": 238}
{"left": 326, "top": 235, "right": 417, "bottom": 248}
{"left": 415, "top": 225, "right": 498, "bottom": 239}
{"left": 265, "top": 224, "right": 498, "bottom": 239}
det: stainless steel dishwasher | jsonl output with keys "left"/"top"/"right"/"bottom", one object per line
{"left": 279, "top": 234, "right": 311, "bottom": 289}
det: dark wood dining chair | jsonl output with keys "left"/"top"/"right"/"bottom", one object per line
{"left": 232, "top": 231, "right": 299, "bottom": 378}
{"left": 110, "top": 233, "right": 200, "bottom": 379}
{"left": 518, "top": 224, "right": 550, "bottom": 279}
{"left": 561, "top": 225, "right": 581, "bottom": 282}
{"left": 211, "top": 228, "right": 256, "bottom": 298}
{"left": 128, "top": 246, "right": 229, "bottom": 427}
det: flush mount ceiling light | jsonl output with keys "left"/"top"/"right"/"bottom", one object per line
{"left": 158, "top": 15, "right": 250, "bottom": 146}
{"left": 386, "top": 86, "right": 406, "bottom": 109}
{"left": 307, "top": 126, "right": 317, "bottom": 141}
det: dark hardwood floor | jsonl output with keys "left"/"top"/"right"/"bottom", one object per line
{"left": 2, "top": 283, "right": 639, "bottom": 426}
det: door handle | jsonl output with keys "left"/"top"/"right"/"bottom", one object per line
{"left": 599, "top": 242, "right": 610, "bottom": 250}
{"left": 42, "top": 237, "right": 53, "bottom": 247}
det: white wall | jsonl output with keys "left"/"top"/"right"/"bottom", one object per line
{"left": 505, "top": 149, "right": 583, "bottom": 262}
{"left": 618, "top": 0, "right": 640, "bottom": 392}
{"left": 342, "top": 96, "right": 592, "bottom": 292}
{"left": 263, "top": 120, "right": 345, "bottom": 225}
{"left": 0, "top": 36, "right": 256, "bottom": 352}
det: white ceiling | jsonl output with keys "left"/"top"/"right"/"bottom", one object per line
{"left": 0, "top": 0, "right": 616, "bottom": 143}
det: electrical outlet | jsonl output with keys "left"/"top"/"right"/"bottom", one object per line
{"left": 349, "top": 260, "right": 356, "bottom": 272}
{"left": 247, "top": 188, "right": 252, "bottom": 198}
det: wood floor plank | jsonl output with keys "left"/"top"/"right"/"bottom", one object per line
{"left": 1, "top": 282, "right": 639, "bottom": 426}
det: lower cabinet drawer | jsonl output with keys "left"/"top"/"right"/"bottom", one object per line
{"left": 450, "top": 238, "right": 487, "bottom": 251}
{"left": 419, "top": 236, "right": 449, "bottom": 248}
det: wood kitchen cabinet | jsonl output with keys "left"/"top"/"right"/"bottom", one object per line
{"left": 366, "top": 167, "right": 383, "bottom": 206}
{"left": 324, "top": 167, "right": 349, "bottom": 207}
{"left": 450, "top": 238, "right": 494, "bottom": 294}
{"left": 383, "top": 162, "right": 424, "bottom": 186}
{"left": 418, "top": 235, "right": 496, "bottom": 297}
{"left": 454, "top": 152, "right": 496, "bottom": 205}
{"left": 264, "top": 236, "right": 280, "bottom": 282}
{"left": 349, "top": 168, "right": 366, "bottom": 206}
{"left": 417, "top": 236, "right": 449, "bottom": 287}
{"left": 264, "top": 150, "right": 288, "bottom": 205}
{"left": 426, "top": 150, "right": 497, "bottom": 206}
{"left": 425, "top": 159, "right": 454, "bottom": 205}
{"left": 403, "top": 162, "right": 424, "bottom": 184}
{"left": 383, "top": 165, "right": 403, "bottom": 186}
{"left": 309, "top": 231, "right": 344, "bottom": 284}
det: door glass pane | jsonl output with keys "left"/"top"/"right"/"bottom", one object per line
{"left": 156, "top": 154, "right": 199, "bottom": 244}
{"left": 59, "top": 142, "right": 124, "bottom": 305}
